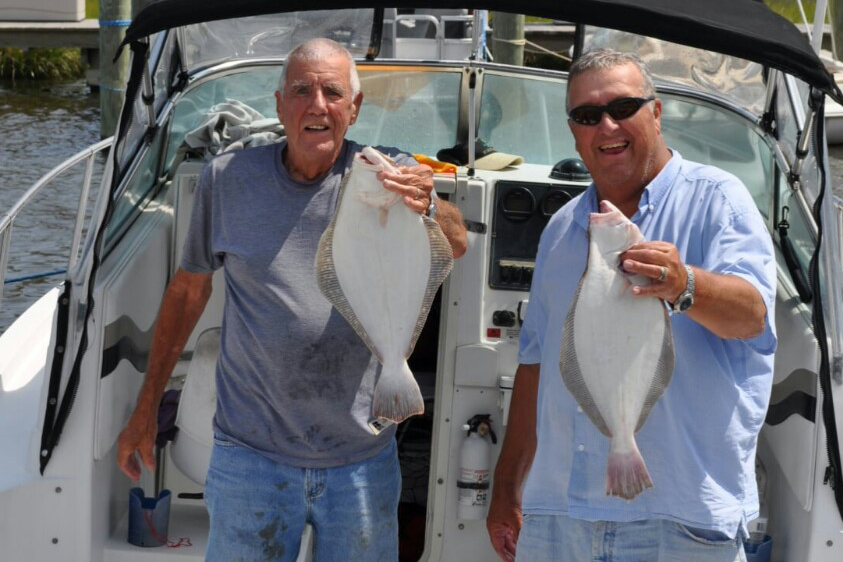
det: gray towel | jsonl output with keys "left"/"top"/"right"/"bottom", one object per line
{"left": 183, "top": 99, "right": 284, "bottom": 155}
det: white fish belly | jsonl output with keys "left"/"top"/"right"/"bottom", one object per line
{"left": 330, "top": 172, "right": 431, "bottom": 364}
{"left": 573, "top": 258, "right": 667, "bottom": 437}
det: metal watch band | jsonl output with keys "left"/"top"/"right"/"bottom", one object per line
{"left": 427, "top": 197, "right": 438, "bottom": 220}
{"left": 671, "top": 264, "right": 695, "bottom": 313}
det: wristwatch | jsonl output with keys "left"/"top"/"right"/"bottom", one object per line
{"left": 671, "top": 264, "right": 695, "bottom": 313}
{"left": 427, "top": 195, "right": 438, "bottom": 220}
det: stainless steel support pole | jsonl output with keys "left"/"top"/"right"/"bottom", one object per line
{"left": 0, "top": 224, "right": 14, "bottom": 314}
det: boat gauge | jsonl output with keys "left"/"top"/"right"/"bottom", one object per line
{"left": 541, "top": 189, "right": 572, "bottom": 217}
{"left": 500, "top": 186, "right": 536, "bottom": 221}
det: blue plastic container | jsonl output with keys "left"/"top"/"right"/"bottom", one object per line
{"left": 128, "top": 488, "right": 172, "bottom": 547}
{"left": 744, "top": 534, "right": 772, "bottom": 562}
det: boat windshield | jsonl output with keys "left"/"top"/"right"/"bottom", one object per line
{"left": 350, "top": 67, "right": 462, "bottom": 157}
{"left": 162, "top": 64, "right": 773, "bottom": 219}
{"left": 181, "top": 10, "right": 375, "bottom": 71}
{"left": 163, "top": 65, "right": 464, "bottom": 170}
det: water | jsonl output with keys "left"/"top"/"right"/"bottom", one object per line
{"left": 0, "top": 79, "right": 842, "bottom": 333}
{"left": 0, "top": 79, "right": 102, "bottom": 331}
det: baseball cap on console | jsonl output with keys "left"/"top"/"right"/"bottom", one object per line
{"left": 436, "top": 138, "right": 523, "bottom": 170}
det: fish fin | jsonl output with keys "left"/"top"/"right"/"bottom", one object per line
{"left": 314, "top": 173, "right": 383, "bottom": 363}
{"left": 606, "top": 438, "right": 653, "bottom": 500}
{"left": 372, "top": 360, "right": 425, "bottom": 423}
{"left": 403, "top": 216, "right": 455, "bottom": 356}
{"left": 634, "top": 307, "right": 675, "bottom": 432}
{"left": 559, "top": 275, "right": 612, "bottom": 437}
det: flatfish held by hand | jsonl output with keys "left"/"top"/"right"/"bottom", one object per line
{"left": 316, "top": 146, "right": 454, "bottom": 423}
{"left": 560, "top": 199, "right": 674, "bottom": 499}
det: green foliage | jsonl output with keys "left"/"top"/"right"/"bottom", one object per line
{"left": 763, "top": 0, "right": 818, "bottom": 24}
{"left": 86, "top": 0, "right": 99, "bottom": 19}
{"left": 0, "top": 47, "right": 86, "bottom": 80}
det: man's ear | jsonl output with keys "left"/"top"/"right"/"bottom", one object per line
{"left": 652, "top": 98, "right": 662, "bottom": 134}
{"left": 274, "top": 90, "right": 284, "bottom": 122}
{"left": 350, "top": 91, "right": 364, "bottom": 124}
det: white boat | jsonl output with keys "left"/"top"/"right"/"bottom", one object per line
{"left": 1, "top": 1, "right": 843, "bottom": 561}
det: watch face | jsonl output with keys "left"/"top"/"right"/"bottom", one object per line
{"left": 678, "top": 295, "right": 693, "bottom": 312}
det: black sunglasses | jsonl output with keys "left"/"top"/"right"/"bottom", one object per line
{"left": 568, "top": 96, "right": 656, "bottom": 126}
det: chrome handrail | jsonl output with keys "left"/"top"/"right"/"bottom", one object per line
{"left": 834, "top": 194, "right": 843, "bottom": 384}
{"left": 0, "top": 136, "right": 113, "bottom": 313}
{"left": 836, "top": 195, "right": 843, "bottom": 270}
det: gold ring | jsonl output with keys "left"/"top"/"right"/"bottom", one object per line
{"left": 415, "top": 188, "right": 422, "bottom": 200}
{"left": 658, "top": 266, "right": 668, "bottom": 282}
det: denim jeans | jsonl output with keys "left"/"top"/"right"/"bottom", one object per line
{"left": 515, "top": 513, "right": 747, "bottom": 562}
{"left": 204, "top": 433, "right": 401, "bottom": 562}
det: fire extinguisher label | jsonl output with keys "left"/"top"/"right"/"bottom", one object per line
{"left": 457, "top": 469, "right": 490, "bottom": 507}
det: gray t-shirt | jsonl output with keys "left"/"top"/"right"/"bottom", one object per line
{"left": 181, "top": 139, "right": 416, "bottom": 467}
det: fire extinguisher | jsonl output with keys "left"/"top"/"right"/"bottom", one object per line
{"left": 457, "top": 414, "right": 497, "bottom": 520}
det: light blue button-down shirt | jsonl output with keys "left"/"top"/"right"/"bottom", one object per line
{"left": 518, "top": 151, "right": 777, "bottom": 538}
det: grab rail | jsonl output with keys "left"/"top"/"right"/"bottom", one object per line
{"left": 834, "top": 194, "right": 843, "bottom": 383}
{"left": 0, "top": 137, "right": 113, "bottom": 313}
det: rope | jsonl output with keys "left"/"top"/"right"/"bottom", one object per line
{"left": 142, "top": 508, "right": 192, "bottom": 548}
{"left": 489, "top": 36, "right": 571, "bottom": 61}
{"left": 490, "top": 36, "right": 526, "bottom": 46}
{"left": 4, "top": 268, "right": 66, "bottom": 284}
{"left": 523, "top": 39, "right": 572, "bottom": 61}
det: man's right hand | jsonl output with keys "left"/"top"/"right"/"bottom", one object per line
{"left": 487, "top": 492, "right": 522, "bottom": 562}
{"left": 116, "top": 411, "right": 157, "bottom": 480}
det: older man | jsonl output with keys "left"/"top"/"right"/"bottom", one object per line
{"left": 117, "top": 38, "right": 465, "bottom": 561}
{"left": 487, "top": 49, "right": 776, "bottom": 562}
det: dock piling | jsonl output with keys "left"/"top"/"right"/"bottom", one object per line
{"left": 98, "top": 0, "right": 131, "bottom": 137}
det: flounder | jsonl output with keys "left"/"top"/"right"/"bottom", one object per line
{"left": 315, "top": 146, "right": 454, "bottom": 423}
{"left": 560, "top": 199, "right": 674, "bottom": 499}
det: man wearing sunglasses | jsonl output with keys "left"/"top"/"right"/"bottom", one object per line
{"left": 488, "top": 48, "right": 776, "bottom": 562}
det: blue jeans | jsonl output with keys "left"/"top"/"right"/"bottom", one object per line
{"left": 204, "top": 433, "right": 401, "bottom": 562}
{"left": 515, "top": 514, "right": 747, "bottom": 562}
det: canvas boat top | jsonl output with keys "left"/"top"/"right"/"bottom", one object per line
{"left": 120, "top": 0, "right": 842, "bottom": 103}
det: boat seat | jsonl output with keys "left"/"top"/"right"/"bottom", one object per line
{"left": 171, "top": 160, "right": 226, "bottom": 353}
{"left": 170, "top": 327, "right": 219, "bottom": 485}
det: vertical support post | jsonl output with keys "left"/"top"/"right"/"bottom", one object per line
{"left": 813, "top": 0, "right": 830, "bottom": 53}
{"left": 68, "top": 152, "right": 96, "bottom": 273}
{"left": 99, "top": 0, "right": 132, "bottom": 138}
{"left": 491, "top": 12, "right": 524, "bottom": 66}
{"left": 0, "top": 223, "right": 14, "bottom": 314}
{"left": 467, "top": 69, "right": 477, "bottom": 176}
{"left": 830, "top": 0, "right": 843, "bottom": 59}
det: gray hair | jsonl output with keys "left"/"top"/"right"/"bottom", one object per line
{"left": 566, "top": 48, "right": 656, "bottom": 111}
{"left": 278, "top": 38, "right": 361, "bottom": 98}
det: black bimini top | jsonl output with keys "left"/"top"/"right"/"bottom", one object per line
{"left": 125, "top": 0, "right": 842, "bottom": 101}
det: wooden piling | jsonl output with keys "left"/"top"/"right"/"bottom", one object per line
{"left": 491, "top": 13, "right": 525, "bottom": 66}
{"left": 99, "top": 0, "right": 131, "bottom": 137}
{"left": 830, "top": 0, "right": 843, "bottom": 61}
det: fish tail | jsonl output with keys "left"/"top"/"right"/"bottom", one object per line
{"left": 605, "top": 438, "right": 653, "bottom": 500}
{"left": 373, "top": 360, "right": 424, "bottom": 423}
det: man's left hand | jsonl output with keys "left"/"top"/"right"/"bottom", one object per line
{"left": 619, "top": 240, "right": 686, "bottom": 302}
{"left": 378, "top": 164, "right": 434, "bottom": 215}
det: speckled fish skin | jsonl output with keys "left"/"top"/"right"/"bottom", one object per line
{"left": 559, "top": 199, "right": 674, "bottom": 500}
{"left": 315, "top": 147, "right": 454, "bottom": 424}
